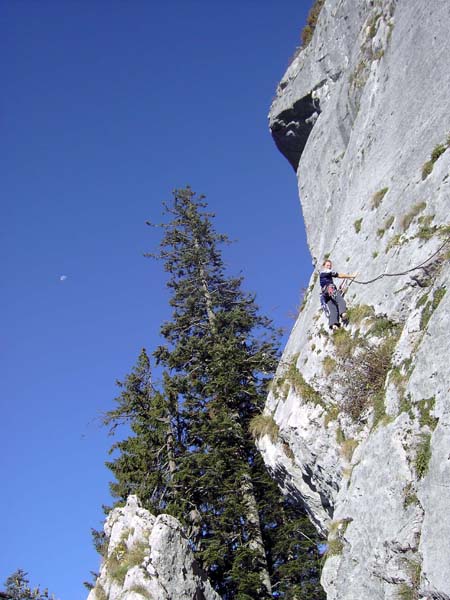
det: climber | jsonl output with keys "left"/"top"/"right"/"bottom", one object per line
{"left": 320, "top": 259, "right": 357, "bottom": 330}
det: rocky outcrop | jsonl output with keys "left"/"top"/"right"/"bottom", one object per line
{"left": 261, "top": 0, "right": 450, "bottom": 598}
{"left": 88, "top": 496, "right": 220, "bottom": 600}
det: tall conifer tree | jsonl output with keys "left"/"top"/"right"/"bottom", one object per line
{"left": 104, "top": 187, "right": 324, "bottom": 599}
{"left": 146, "top": 187, "right": 279, "bottom": 598}
{"left": 147, "top": 187, "right": 323, "bottom": 599}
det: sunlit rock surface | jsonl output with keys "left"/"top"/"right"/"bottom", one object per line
{"left": 262, "top": 0, "right": 450, "bottom": 597}
{"left": 87, "top": 496, "right": 220, "bottom": 600}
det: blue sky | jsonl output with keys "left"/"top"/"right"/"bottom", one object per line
{"left": 1, "top": 1, "right": 313, "bottom": 597}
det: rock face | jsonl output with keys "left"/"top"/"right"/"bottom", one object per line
{"left": 88, "top": 496, "right": 220, "bottom": 600}
{"left": 261, "top": 0, "right": 450, "bottom": 598}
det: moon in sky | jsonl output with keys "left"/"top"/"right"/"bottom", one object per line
{"left": 59, "top": 275, "right": 68, "bottom": 282}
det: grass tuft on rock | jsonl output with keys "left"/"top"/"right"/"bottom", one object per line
{"left": 340, "top": 439, "right": 359, "bottom": 462}
{"left": 389, "top": 366, "right": 408, "bottom": 405}
{"left": 322, "top": 356, "right": 336, "bottom": 377}
{"left": 403, "top": 482, "right": 419, "bottom": 510}
{"left": 249, "top": 414, "right": 279, "bottom": 443}
{"left": 422, "top": 140, "right": 449, "bottom": 179}
{"left": 401, "top": 202, "right": 426, "bottom": 231}
{"left": 420, "top": 287, "right": 446, "bottom": 330}
{"left": 417, "top": 397, "right": 438, "bottom": 430}
{"left": 283, "top": 356, "right": 324, "bottom": 406}
{"left": 377, "top": 215, "right": 395, "bottom": 238}
{"left": 385, "top": 233, "right": 403, "bottom": 253}
{"left": 107, "top": 540, "right": 148, "bottom": 586}
{"left": 372, "top": 391, "right": 390, "bottom": 428}
{"left": 324, "top": 403, "right": 340, "bottom": 426}
{"left": 415, "top": 433, "right": 432, "bottom": 479}
{"left": 431, "top": 143, "right": 446, "bottom": 162}
{"left": 325, "top": 539, "right": 343, "bottom": 557}
{"left": 93, "top": 584, "right": 107, "bottom": 600}
{"left": 322, "top": 356, "right": 337, "bottom": 376}
{"left": 347, "top": 304, "right": 375, "bottom": 325}
{"left": 128, "top": 585, "right": 153, "bottom": 599}
{"left": 301, "top": 0, "right": 326, "bottom": 47}
{"left": 371, "top": 187, "right": 389, "bottom": 209}
{"left": 331, "top": 328, "right": 355, "bottom": 360}
{"left": 396, "top": 558, "right": 422, "bottom": 600}
{"left": 415, "top": 293, "right": 429, "bottom": 309}
{"left": 325, "top": 519, "right": 350, "bottom": 558}
{"left": 396, "top": 583, "right": 417, "bottom": 600}
{"left": 369, "top": 317, "right": 399, "bottom": 338}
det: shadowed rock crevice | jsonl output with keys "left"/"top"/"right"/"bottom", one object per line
{"left": 268, "top": 462, "right": 329, "bottom": 536}
{"left": 270, "top": 93, "right": 321, "bottom": 171}
{"left": 302, "top": 464, "right": 334, "bottom": 519}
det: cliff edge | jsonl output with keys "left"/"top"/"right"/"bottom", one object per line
{"left": 259, "top": 0, "right": 450, "bottom": 598}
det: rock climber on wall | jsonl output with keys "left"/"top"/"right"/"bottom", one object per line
{"left": 320, "top": 259, "right": 357, "bottom": 330}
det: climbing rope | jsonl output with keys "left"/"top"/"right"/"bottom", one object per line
{"left": 351, "top": 235, "right": 450, "bottom": 285}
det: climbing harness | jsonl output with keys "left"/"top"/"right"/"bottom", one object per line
{"left": 320, "top": 283, "right": 338, "bottom": 317}
{"left": 324, "top": 283, "right": 338, "bottom": 300}
{"left": 352, "top": 236, "right": 450, "bottom": 285}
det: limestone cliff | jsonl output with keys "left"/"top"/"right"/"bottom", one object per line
{"left": 88, "top": 496, "right": 220, "bottom": 600}
{"left": 259, "top": 0, "right": 450, "bottom": 598}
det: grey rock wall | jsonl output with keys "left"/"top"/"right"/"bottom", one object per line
{"left": 87, "top": 496, "right": 220, "bottom": 600}
{"left": 262, "top": 0, "right": 450, "bottom": 598}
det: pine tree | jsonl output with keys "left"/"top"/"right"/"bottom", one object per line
{"left": 259, "top": 495, "right": 325, "bottom": 599}
{"left": 103, "top": 348, "right": 178, "bottom": 514}
{"left": 144, "top": 187, "right": 324, "bottom": 599}
{"left": 103, "top": 187, "right": 325, "bottom": 599}
{"left": 3, "top": 570, "right": 52, "bottom": 600}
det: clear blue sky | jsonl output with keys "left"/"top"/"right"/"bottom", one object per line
{"left": 1, "top": 1, "right": 313, "bottom": 597}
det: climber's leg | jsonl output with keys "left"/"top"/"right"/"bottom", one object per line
{"left": 335, "top": 292, "right": 348, "bottom": 322}
{"left": 327, "top": 299, "right": 340, "bottom": 328}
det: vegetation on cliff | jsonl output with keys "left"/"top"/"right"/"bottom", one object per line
{"left": 301, "top": 0, "right": 325, "bottom": 47}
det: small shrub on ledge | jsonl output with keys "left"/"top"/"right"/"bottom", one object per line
{"left": 301, "top": 0, "right": 326, "bottom": 47}
{"left": 354, "top": 218, "right": 363, "bottom": 233}
{"left": 249, "top": 414, "right": 279, "bottom": 443}
{"left": 371, "top": 187, "right": 389, "bottom": 209}
{"left": 415, "top": 433, "right": 432, "bottom": 479}
{"left": 333, "top": 321, "right": 401, "bottom": 422}
{"left": 422, "top": 138, "right": 449, "bottom": 180}
{"left": 401, "top": 201, "right": 426, "bottom": 231}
